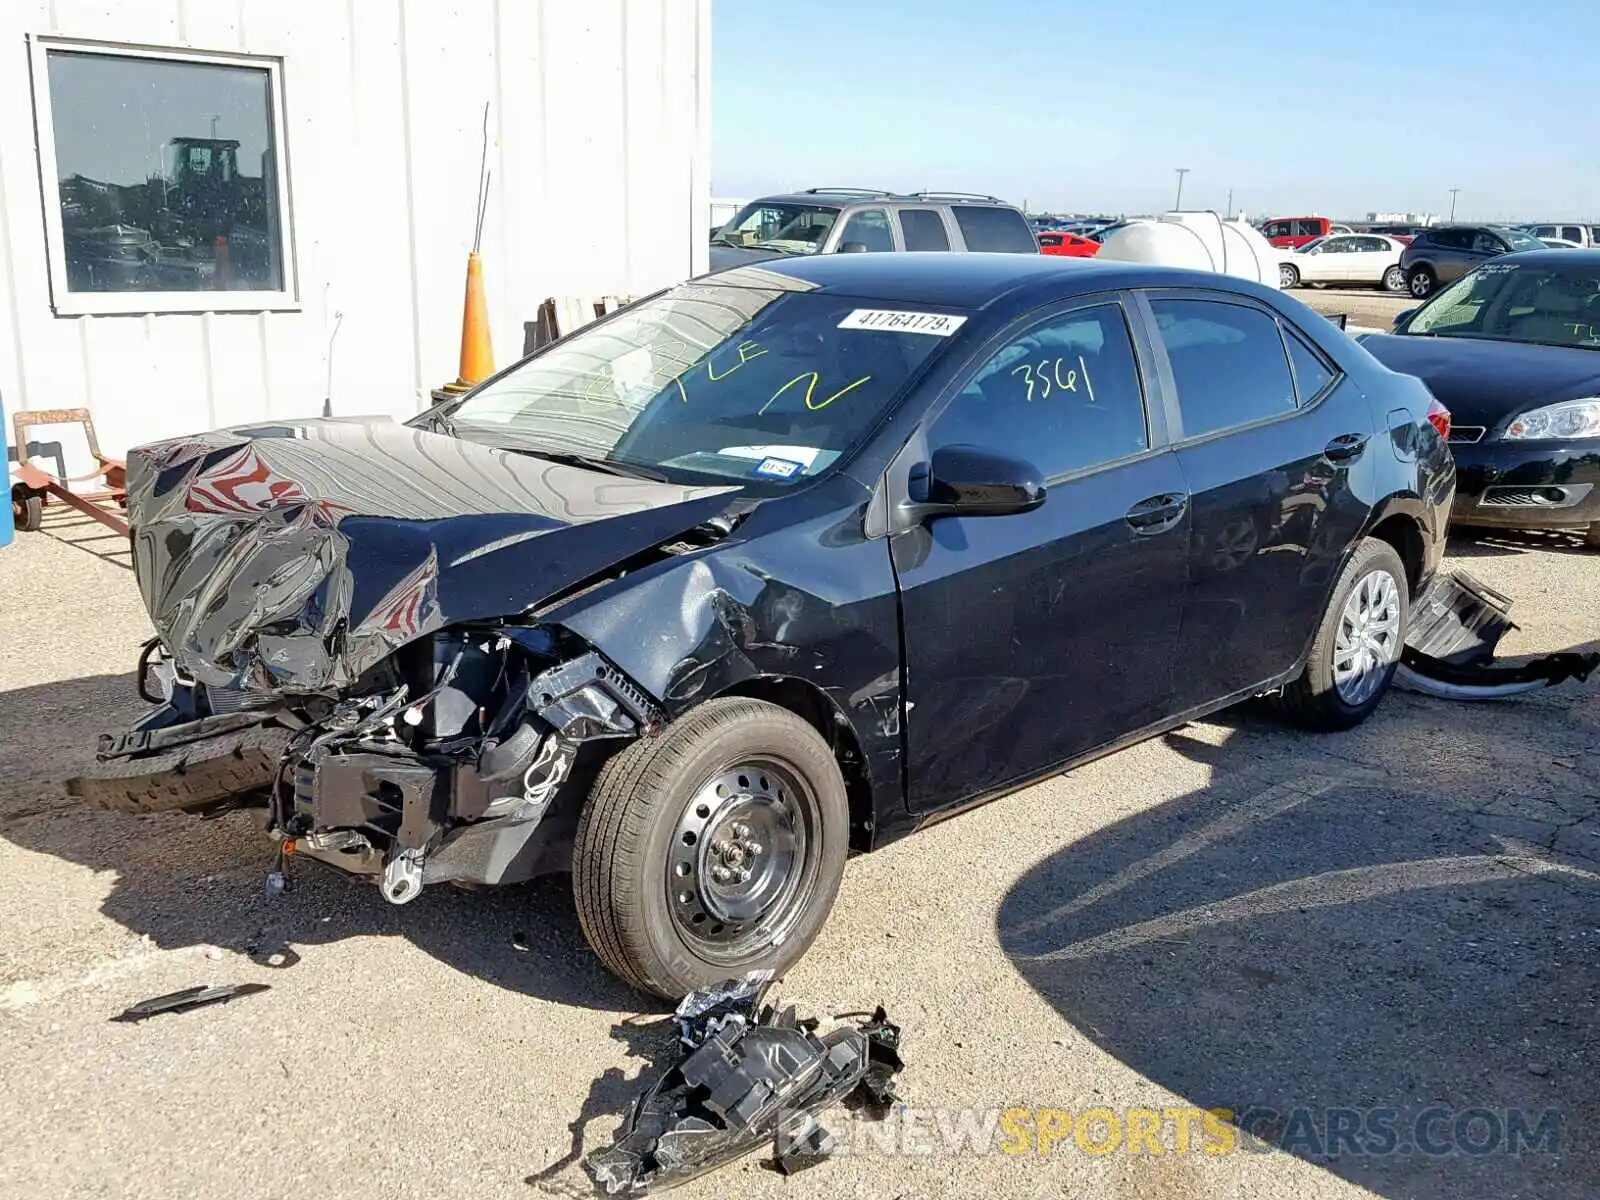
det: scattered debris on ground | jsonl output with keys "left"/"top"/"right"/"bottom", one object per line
{"left": 582, "top": 973, "right": 903, "bottom": 1194}
{"left": 1399, "top": 570, "right": 1599, "bottom": 700}
{"left": 112, "top": 983, "right": 271, "bottom": 1023}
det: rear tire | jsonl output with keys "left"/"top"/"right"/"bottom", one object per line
{"left": 573, "top": 698, "right": 850, "bottom": 999}
{"left": 1407, "top": 265, "right": 1436, "bottom": 299}
{"left": 1383, "top": 265, "right": 1407, "bottom": 293}
{"left": 1279, "top": 539, "right": 1409, "bottom": 732}
{"left": 1585, "top": 523, "right": 1600, "bottom": 550}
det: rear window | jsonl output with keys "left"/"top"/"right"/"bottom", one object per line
{"left": 952, "top": 205, "right": 1038, "bottom": 253}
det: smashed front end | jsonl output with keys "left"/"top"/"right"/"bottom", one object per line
{"left": 70, "top": 417, "right": 741, "bottom": 901}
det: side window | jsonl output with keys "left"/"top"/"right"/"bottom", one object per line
{"left": 1358, "top": 236, "right": 1388, "bottom": 252}
{"left": 837, "top": 208, "right": 894, "bottom": 252}
{"left": 898, "top": 208, "right": 951, "bottom": 252}
{"left": 951, "top": 205, "right": 1039, "bottom": 253}
{"left": 1562, "top": 226, "right": 1583, "bottom": 243}
{"left": 1472, "top": 231, "right": 1504, "bottom": 254}
{"left": 929, "top": 303, "right": 1149, "bottom": 478}
{"left": 1264, "top": 221, "right": 1289, "bottom": 238}
{"left": 1296, "top": 219, "right": 1324, "bottom": 238}
{"left": 1284, "top": 327, "right": 1337, "bottom": 403}
{"left": 1149, "top": 298, "right": 1297, "bottom": 438}
{"left": 1322, "top": 237, "right": 1353, "bottom": 253}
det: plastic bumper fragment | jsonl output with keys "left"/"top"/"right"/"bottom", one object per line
{"left": 1398, "top": 569, "right": 1599, "bottom": 700}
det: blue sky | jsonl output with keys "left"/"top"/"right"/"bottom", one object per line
{"left": 713, "top": 0, "right": 1597, "bottom": 221}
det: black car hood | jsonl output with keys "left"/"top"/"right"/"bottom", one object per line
{"left": 1362, "top": 333, "right": 1600, "bottom": 427}
{"left": 126, "top": 417, "right": 738, "bottom": 694}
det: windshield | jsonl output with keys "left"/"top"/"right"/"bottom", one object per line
{"left": 435, "top": 275, "right": 965, "bottom": 486}
{"left": 712, "top": 202, "right": 841, "bottom": 255}
{"left": 1405, "top": 261, "right": 1600, "bottom": 350}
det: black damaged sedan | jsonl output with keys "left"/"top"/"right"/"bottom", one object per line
{"left": 74, "top": 254, "right": 1454, "bottom": 998}
{"left": 1362, "top": 250, "right": 1600, "bottom": 547}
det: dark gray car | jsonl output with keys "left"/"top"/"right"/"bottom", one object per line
{"left": 1399, "top": 225, "right": 1546, "bottom": 299}
{"left": 709, "top": 188, "right": 1038, "bottom": 272}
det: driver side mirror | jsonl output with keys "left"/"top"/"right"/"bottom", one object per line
{"left": 838, "top": 241, "right": 869, "bottom": 254}
{"left": 901, "top": 444, "right": 1046, "bottom": 523}
{"left": 1394, "top": 308, "right": 1417, "bottom": 330}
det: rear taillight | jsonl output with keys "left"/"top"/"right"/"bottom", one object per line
{"left": 1427, "top": 398, "right": 1451, "bottom": 441}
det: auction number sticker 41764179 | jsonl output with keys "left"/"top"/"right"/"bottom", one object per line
{"left": 838, "top": 309, "right": 968, "bottom": 337}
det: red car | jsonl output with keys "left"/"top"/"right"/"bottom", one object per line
{"left": 1036, "top": 231, "right": 1100, "bottom": 257}
{"left": 1261, "top": 216, "right": 1356, "bottom": 250}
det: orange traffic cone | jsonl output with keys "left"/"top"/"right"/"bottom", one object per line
{"left": 442, "top": 251, "right": 494, "bottom": 393}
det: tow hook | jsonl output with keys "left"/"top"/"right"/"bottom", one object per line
{"left": 381, "top": 848, "right": 426, "bottom": 904}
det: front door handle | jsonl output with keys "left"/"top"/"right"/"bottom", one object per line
{"left": 1125, "top": 492, "right": 1190, "bottom": 535}
{"left": 1323, "top": 433, "right": 1368, "bottom": 463}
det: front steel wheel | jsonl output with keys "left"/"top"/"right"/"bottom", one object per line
{"left": 667, "top": 759, "right": 823, "bottom": 965}
{"left": 573, "top": 697, "right": 849, "bottom": 998}
{"left": 1280, "top": 263, "right": 1300, "bottom": 288}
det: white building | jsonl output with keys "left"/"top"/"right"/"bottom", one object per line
{"left": 0, "top": 0, "right": 712, "bottom": 458}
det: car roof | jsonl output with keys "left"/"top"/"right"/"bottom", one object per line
{"left": 703, "top": 252, "right": 1281, "bottom": 311}
{"left": 747, "top": 190, "right": 1018, "bottom": 209}
{"left": 1496, "top": 248, "right": 1600, "bottom": 265}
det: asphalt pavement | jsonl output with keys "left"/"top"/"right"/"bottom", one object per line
{"left": 0, "top": 506, "right": 1595, "bottom": 1200}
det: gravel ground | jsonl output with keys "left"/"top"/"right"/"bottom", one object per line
{"left": 1295, "top": 288, "right": 1415, "bottom": 333}
{"left": 0, "top": 507, "right": 1596, "bottom": 1200}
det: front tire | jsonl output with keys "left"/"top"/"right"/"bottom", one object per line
{"left": 1407, "top": 265, "right": 1436, "bottom": 299}
{"left": 1280, "top": 263, "right": 1300, "bottom": 288}
{"left": 12, "top": 487, "right": 42, "bottom": 532}
{"left": 1279, "top": 539, "right": 1409, "bottom": 731}
{"left": 572, "top": 697, "right": 850, "bottom": 999}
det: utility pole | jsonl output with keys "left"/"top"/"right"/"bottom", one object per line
{"left": 1226, "top": 188, "right": 1234, "bottom": 219}
{"left": 1448, "top": 188, "right": 1460, "bottom": 221}
{"left": 1174, "top": 168, "right": 1190, "bottom": 210}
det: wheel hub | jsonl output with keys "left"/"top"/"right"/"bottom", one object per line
{"left": 1333, "top": 568, "right": 1401, "bottom": 705}
{"left": 669, "top": 763, "right": 811, "bottom": 958}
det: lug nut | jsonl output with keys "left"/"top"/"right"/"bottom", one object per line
{"left": 710, "top": 865, "right": 732, "bottom": 884}
{"left": 731, "top": 822, "right": 751, "bottom": 841}
{"left": 711, "top": 839, "right": 730, "bottom": 856}
{"left": 735, "top": 867, "right": 753, "bottom": 885}
{"left": 745, "top": 841, "right": 763, "bottom": 857}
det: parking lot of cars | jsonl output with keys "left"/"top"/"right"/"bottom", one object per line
{"left": 8, "top": 191, "right": 1600, "bottom": 1199}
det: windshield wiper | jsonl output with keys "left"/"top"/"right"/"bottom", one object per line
{"left": 511, "top": 448, "right": 668, "bottom": 482}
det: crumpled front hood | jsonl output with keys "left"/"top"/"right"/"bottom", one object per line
{"left": 127, "top": 417, "right": 737, "bottom": 694}
{"left": 1361, "top": 333, "right": 1600, "bottom": 427}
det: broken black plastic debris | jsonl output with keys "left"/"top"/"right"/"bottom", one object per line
{"left": 1399, "top": 569, "right": 1600, "bottom": 700}
{"left": 112, "top": 983, "right": 271, "bottom": 1022}
{"left": 582, "top": 973, "right": 904, "bottom": 1194}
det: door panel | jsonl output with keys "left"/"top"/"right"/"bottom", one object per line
{"left": 891, "top": 297, "right": 1189, "bottom": 813}
{"left": 1142, "top": 295, "right": 1377, "bottom": 707}
{"left": 895, "top": 453, "right": 1191, "bottom": 811}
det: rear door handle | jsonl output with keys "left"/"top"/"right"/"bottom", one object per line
{"left": 1125, "top": 492, "right": 1190, "bottom": 535}
{"left": 1323, "top": 433, "right": 1368, "bottom": 463}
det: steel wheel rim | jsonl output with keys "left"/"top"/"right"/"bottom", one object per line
{"left": 667, "top": 757, "right": 820, "bottom": 965}
{"left": 1333, "top": 568, "right": 1402, "bottom": 705}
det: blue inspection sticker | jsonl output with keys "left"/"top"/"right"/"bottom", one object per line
{"left": 753, "top": 456, "right": 805, "bottom": 479}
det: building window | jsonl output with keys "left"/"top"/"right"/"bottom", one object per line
{"left": 30, "top": 38, "right": 295, "bottom": 314}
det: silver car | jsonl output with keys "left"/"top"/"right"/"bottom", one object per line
{"left": 1399, "top": 225, "right": 1546, "bottom": 299}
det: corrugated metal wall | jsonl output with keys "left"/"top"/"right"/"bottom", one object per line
{"left": 0, "top": 0, "right": 712, "bottom": 457}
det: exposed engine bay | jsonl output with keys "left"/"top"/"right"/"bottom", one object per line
{"left": 75, "top": 624, "right": 666, "bottom": 904}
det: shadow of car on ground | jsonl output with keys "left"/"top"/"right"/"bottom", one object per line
{"left": 998, "top": 700, "right": 1599, "bottom": 1200}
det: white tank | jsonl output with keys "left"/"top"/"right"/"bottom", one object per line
{"left": 1097, "top": 211, "right": 1285, "bottom": 287}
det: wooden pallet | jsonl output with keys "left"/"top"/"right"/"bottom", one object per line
{"left": 523, "top": 294, "right": 634, "bottom": 355}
